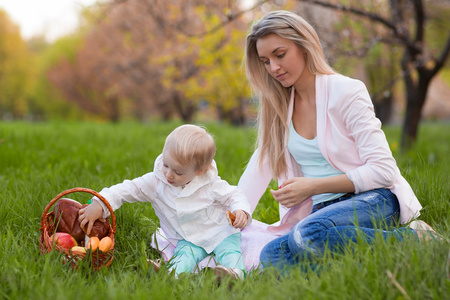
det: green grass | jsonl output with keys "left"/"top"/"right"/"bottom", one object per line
{"left": 0, "top": 121, "right": 449, "bottom": 300}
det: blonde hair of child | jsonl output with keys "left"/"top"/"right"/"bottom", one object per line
{"left": 245, "top": 10, "right": 334, "bottom": 178}
{"left": 163, "top": 124, "right": 216, "bottom": 172}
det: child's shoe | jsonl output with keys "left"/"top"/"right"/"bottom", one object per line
{"left": 147, "top": 259, "right": 162, "bottom": 272}
{"left": 214, "top": 265, "right": 244, "bottom": 281}
{"left": 147, "top": 259, "right": 179, "bottom": 279}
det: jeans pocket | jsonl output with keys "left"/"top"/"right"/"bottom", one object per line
{"left": 365, "top": 188, "right": 400, "bottom": 226}
{"left": 385, "top": 206, "right": 400, "bottom": 226}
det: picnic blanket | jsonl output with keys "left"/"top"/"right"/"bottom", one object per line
{"left": 151, "top": 219, "right": 279, "bottom": 272}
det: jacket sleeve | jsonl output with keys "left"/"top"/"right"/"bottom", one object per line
{"left": 208, "top": 178, "right": 253, "bottom": 226}
{"left": 237, "top": 148, "right": 273, "bottom": 214}
{"left": 337, "top": 79, "right": 397, "bottom": 193}
{"left": 93, "top": 172, "right": 157, "bottom": 219}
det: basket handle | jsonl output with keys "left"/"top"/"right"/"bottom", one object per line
{"left": 40, "top": 187, "right": 116, "bottom": 235}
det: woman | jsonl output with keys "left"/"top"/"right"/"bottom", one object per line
{"left": 237, "top": 10, "right": 438, "bottom": 269}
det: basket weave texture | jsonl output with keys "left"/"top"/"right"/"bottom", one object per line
{"left": 39, "top": 187, "right": 116, "bottom": 270}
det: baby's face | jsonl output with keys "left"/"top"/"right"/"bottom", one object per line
{"left": 162, "top": 152, "right": 201, "bottom": 187}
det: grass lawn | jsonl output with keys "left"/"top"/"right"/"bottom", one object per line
{"left": 0, "top": 121, "right": 449, "bottom": 300}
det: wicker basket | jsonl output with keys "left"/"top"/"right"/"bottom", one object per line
{"left": 39, "top": 187, "right": 116, "bottom": 270}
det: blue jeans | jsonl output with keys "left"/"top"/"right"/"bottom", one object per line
{"left": 260, "top": 189, "right": 409, "bottom": 270}
{"left": 171, "top": 233, "right": 244, "bottom": 275}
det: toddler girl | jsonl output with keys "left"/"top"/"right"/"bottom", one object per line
{"left": 79, "top": 124, "right": 251, "bottom": 279}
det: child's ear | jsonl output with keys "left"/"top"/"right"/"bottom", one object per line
{"left": 196, "top": 168, "right": 206, "bottom": 175}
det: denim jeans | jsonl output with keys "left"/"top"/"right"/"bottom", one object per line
{"left": 260, "top": 188, "right": 409, "bottom": 270}
{"left": 171, "top": 233, "right": 244, "bottom": 275}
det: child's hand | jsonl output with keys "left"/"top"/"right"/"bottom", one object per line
{"left": 78, "top": 201, "right": 104, "bottom": 235}
{"left": 232, "top": 209, "right": 248, "bottom": 229}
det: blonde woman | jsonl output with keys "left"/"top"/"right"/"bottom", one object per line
{"left": 238, "top": 10, "right": 438, "bottom": 270}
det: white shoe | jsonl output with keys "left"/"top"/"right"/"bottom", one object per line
{"left": 147, "top": 259, "right": 162, "bottom": 272}
{"left": 147, "top": 259, "right": 178, "bottom": 278}
{"left": 214, "top": 265, "right": 244, "bottom": 281}
{"left": 408, "top": 220, "right": 442, "bottom": 242}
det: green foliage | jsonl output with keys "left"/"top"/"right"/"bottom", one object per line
{"left": 384, "top": 123, "right": 450, "bottom": 223}
{"left": 29, "top": 33, "right": 94, "bottom": 121}
{"left": 426, "top": 3, "right": 450, "bottom": 66}
{"left": 183, "top": 7, "right": 250, "bottom": 112}
{"left": 441, "top": 69, "right": 450, "bottom": 86}
{"left": 0, "top": 13, "right": 88, "bottom": 121}
{"left": 161, "top": 5, "right": 251, "bottom": 122}
{"left": 0, "top": 9, "right": 86, "bottom": 121}
{"left": 0, "top": 9, "right": 33, "bottom": 118}
{"left": 331, "top": 1, "right": 402, "bottom": 92}
{"left": 0, "top": 121, "right": 449, "bottom": 299}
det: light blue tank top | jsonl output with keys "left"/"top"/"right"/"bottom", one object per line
{"left": 287, "top": 122, "right": 345, "bottom": 205}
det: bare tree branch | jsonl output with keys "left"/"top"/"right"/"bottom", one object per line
{"left": 137, "top": 0, "right": 270, "bottom": 38}
{"left": 332, "top": 36, "right": 384, "bottom": 58}
{"left": 190, "top": 0, "right": 270, "bottom": 37}
{"left": 432, "top": 30, "right": 450, "bottom": 76}
{"left": 371, "top": 56, "right": 426, "bottom": 101}
{"left": 412, "top": 0, "right": 425, "bottom": 42}
{"left": 303, "top": 0, "right": 396, "bottom": 30}
{"left": 301, "top": 0, "right": 420, "bottom": 52}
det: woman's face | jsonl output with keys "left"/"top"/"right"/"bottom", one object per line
{"left": 256, "top": 34, "right": 309, "bottom": 88}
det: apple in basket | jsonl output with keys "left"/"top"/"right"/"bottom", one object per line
{"left": 51, "top": 232, "right": 78, "bottom": 249}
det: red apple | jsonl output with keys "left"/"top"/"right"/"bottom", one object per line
{"left": 51, "top": 232, "right": 78, "bottom": 249}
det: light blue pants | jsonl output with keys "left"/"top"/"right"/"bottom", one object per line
{"left": 171, "top": 233, "right": 244, "bottom": 275}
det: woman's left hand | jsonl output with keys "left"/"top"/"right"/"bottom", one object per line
{"left": 270, "top": 177, "right": 313, "bottom": 208}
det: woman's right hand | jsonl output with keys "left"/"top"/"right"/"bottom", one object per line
{"left": 78, "top": 201, "right": 105, "bottom": 235}
{"left": 270, "top": 177, "right": 312, "bottom": 208}
{"left": 271, "top": 174, "right": 355, "bottom": 208}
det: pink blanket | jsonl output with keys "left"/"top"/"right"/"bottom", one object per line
{"left": 151, "top": 220, "right": 279, "bottom": 272}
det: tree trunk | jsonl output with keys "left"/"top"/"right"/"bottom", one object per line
{"left": 104, "top": 95, "right": 121, "bottom": 122}
{"left": 373, "top": 93, "right": 393, "bottom": 125}
{"left": 173, "top": 92, "right": 195, "bottom": 122}
{"left": 230, "top": 98, "right": 246, "bottom": 126}
{"left": 401, "top": 70, "right": 432, "bottom": 150}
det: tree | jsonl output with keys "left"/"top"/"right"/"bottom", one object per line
{"left": 162, "top": 6, "right": 251, "bottom": 124}
{"left": 45, "top": 0, "right": 284, "bottom": 123}
{"left": 365, "top": 43, "right": 399, "bottom": 124}
{"left": 46, "top": 0, "right": 175, "bottom": 122}
{"left": 75, "top": 0, "right": 255, "bottom": 122}
{"left": 0, "top": 9, "right": 33, "bottom": 119}
{"left": 48, "top": 0, "right": 236, "bottom": 122}
{"left": 315, "top": 2, "right": 401, "bottom": 124}
{"left": 300, "top": 0, "right": 450, "bottom": 150}
{"left": 147, "top": 0, "right": 253, "bottom": 123}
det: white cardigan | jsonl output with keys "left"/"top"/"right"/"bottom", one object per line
{"left": 95, "top": 154, "right": 252, "bottom": 252}
{"left": 238, "top": 74, "right": 422, "bottom": 235}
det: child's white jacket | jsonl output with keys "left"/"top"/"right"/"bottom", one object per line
{"left": 95, "top": 154, "right": 252, "bottom": 253}
{"left": 238, "top": 74, "right": 422, "bottom": 235}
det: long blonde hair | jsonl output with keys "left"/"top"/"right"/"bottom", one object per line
{"left": 244, "top": 10, "right": 334, "bottom": 178}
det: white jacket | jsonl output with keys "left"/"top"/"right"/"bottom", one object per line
{"left": 238, "top": 74, "right": 422, "bottom": 235}
{"left": 95, "top": 154, "right": 252, "bottom": 253}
